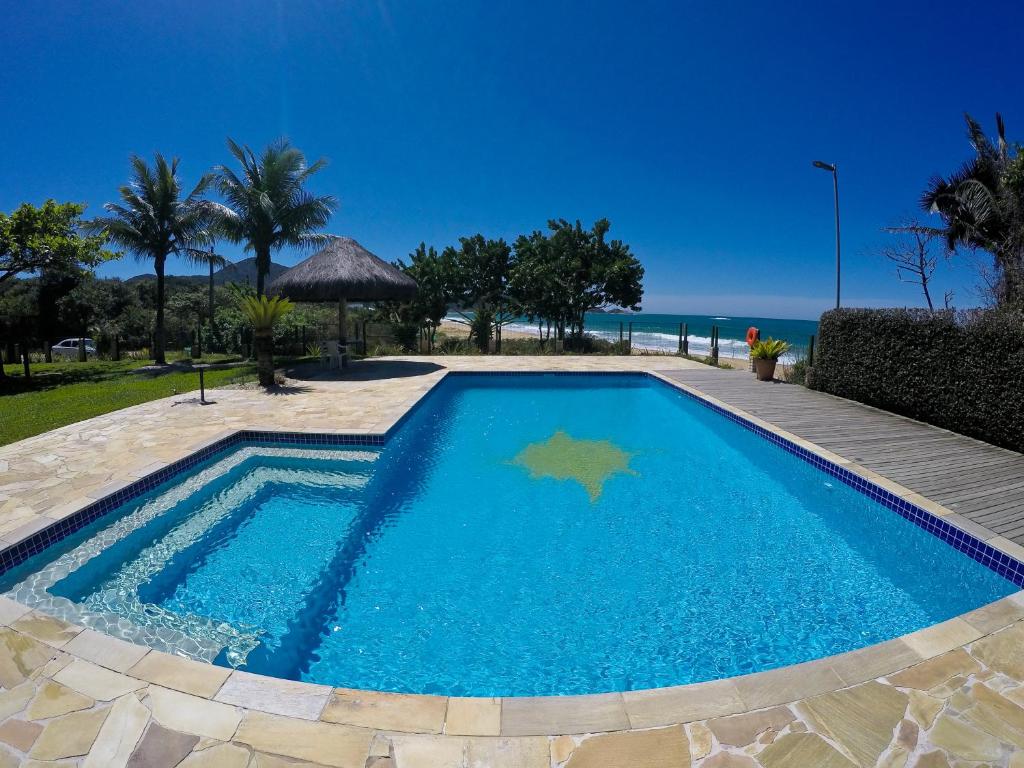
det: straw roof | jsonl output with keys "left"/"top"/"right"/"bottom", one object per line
{"left": 268, "top": 237, "right": 418, "bottom": 302}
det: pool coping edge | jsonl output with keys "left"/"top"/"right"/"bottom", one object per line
{"left": 1, "top": 366, "right": 1023, "bottom": 737}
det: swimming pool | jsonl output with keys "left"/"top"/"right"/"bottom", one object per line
{"left": 1, "top": 373, "right": 1017, "bottom": 696}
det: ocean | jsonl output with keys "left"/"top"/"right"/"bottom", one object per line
{"left": 500, "top": 312, "right": 819, "bottom": 359}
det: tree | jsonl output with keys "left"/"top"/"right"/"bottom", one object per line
{"left": 881, "top": 222, "right": 949, "bottom": 311}
{"left": 395, "top": 243, "right": 455, "bottom": 351}
{"left": 921, "top": 113, "right": 1024, "bottom": 306}
{"left": 511, "top": 229, "right": 574, "bottom": 344}
{"left": 211, "top": 139, "right": 336, "bottom": 296}
{"left": 0, "top": 201, "right": 110, "bottom": 285}
{"left": 536, "top": 218, "right": 643, "bottom": 345}
{"left": 0, "top": 281, "right": 37, "bottom": 380}
{"left": 447, "top": 235, "right": 517, "bottom": 352}
{"left": 235, "top": 291, "right": 294, "bottom": 386}
{"left": 187, "top": 246, "right": 227, "bottom": 330}
{"left": 87, "top": 155, "right": 214, "bottom": 364}
{"left": 1, "top": 201, "right": 113, "bottom": 368}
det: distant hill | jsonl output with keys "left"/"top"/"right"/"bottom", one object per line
{"left": 126, "top": 257, "right": 289, "bottom": 287}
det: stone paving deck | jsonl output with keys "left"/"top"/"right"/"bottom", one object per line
{"left": 1, "top": 356, "right": 1024, "bottom": 767}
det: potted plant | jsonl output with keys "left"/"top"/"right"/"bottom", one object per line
{"left": 750, "top": 337, "right": 790, "bottom": 381}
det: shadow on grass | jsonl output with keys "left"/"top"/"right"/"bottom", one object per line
{"left": 284, "top": 359, "right": 444, "bottom": 382}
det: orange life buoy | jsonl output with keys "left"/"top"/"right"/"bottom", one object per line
{"left": 746, "top": 327, "right": 759, "bottom": 346}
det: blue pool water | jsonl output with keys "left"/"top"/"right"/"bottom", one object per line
{"left": 2, "top": 374, "right": 1016, "bottom": 696}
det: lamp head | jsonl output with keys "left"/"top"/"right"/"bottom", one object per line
{"left": 812, "top": 160, "right": 836, "bottom": 172}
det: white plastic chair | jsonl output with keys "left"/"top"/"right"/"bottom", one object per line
{"left": 320, "top": 340, "right": 341, "bottom": 368}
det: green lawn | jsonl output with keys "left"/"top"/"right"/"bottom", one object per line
{"left": 0, "top": 358, "right": 268, "bottom": 446}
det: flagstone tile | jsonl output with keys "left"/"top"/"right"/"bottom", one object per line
{"left": 929, "top": 714, "right": 1002, "bottom": 762}
{"left": 145, "top": 685, "right": 242, "bottom": 741}
{"left": 706, "top": 705, "right": 795, "bottom": 747}
{"left": 0, "top": 629, "right": 56, "bottom": 688}
{"left": 756, "top": 732, "right": 857, "bottom": 768}
{"left": 623, "top": 679, "right": 745, "bottom": 728}
{"left": 563, "top": 726, "right": 689, "bottom": 768}
{"left": 215, "top": 670, "right": 331, "bottom": 721}
{"left": 29, "top": 706, "right": 109, "bottom": 761}
{"left": 445, "top": 696, "right": 501, "bottom": 736}
{"left": 127, "top": 650, "right": 230, "bottom": 699}
{"left": 886, "top": 649, "right": 981, "bottom": 690}
{"left": 732, "top": 660, "right": 844, "bottom": 711}
{"left": 234, "top": 711, "right": 373, "bottom": 768}
{"left": 124, "top": 721, "right": 199, "bottom": 768}
{"left": 64, "top": 629, "right": 149, "bottom": 673}
{"left": 177, "top": 742, "right": 251, "bottom": 768}
{"left": 0, "top": 681, "right": 35, "bottom": 721}
{"left": 322, "top": 689, "right": 446, "bottom": 733}
{"left": 501, "top": 693, "right": 628, "bottom": 735}
{"left": 900, "top": 618, "right": 982, "bottom": 659}
{"left": 970, "top": 622, "right": 1024, "bottom": 680}
{"left": 53, "top": 659, "right": 145, "bottom": 701}
{"left": 9, "top": 612, "right": 82, "bottom": 649}
{"left": 82, "top": 693, "right": 150, "bottom": 768}
{"left": 0, "top": 717, "right": 43, "bottom": 751}
{"left": 796, "top": 681, "right": 907, "bottom": 768}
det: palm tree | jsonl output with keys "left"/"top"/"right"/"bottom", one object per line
{"left": 210, "top": 139, "right": 337, "bottom": 296}
{"left": 236, "top": 292, "right": 294, "bottom": 386}
{"left": 921, "top": 113, "right": 1024, "bottom": 305}
{"left": 88, "top": 155, "right": 213, "bottom": 364}
{"left": 187, "top": 246, "right": 227, "bottom": 329}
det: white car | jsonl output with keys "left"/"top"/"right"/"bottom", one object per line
{"left": 51, "top": 338, "right": 98, "bottom": 360}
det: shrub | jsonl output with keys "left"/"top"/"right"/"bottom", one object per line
{"left": 807, "top": 308, "right": 1024, "bottom": 451}
{"left": 750, "top": 338, "right": 790, "bottom": 360}
{"left": 391, "top": 322, "right": 420, "bottom": 352}
{"left": 786, "top": 357, "right": 808, "bottom": 385}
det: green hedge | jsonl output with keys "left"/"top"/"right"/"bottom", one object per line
{"left": 807, "top": 308, "right": 1024, "bottom": 451}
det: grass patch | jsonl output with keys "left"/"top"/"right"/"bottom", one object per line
{"left": 0, "top": 359, "right": 263, "bottom": 446}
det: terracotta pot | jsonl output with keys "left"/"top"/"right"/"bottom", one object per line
{"left": 754, "top": 357, "right": 778, "bottom": 381}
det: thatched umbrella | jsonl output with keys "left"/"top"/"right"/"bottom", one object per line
{"left": 268, "top": 237, "right": 417, "bottom": 366}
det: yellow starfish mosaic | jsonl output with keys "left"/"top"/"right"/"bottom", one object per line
{"left": 511, "top": 430, "right": 637, "bottom": 501}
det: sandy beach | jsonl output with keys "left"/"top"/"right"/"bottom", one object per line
{"left": 437, "top": 320, "right": 779, "bottom": 373}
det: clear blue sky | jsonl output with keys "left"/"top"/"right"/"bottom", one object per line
{"left": 2, "top": 1, "right": 1020, "bottom": 319}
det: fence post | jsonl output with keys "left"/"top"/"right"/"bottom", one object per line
{"left": 682, "top": 323, "right": 688, "bottom": 355}
{"left": 628, "top": 321, "right": 633, "bottom": 344}
{"left": 677, "top": 322, "right": 683, "bottom": 354}
{"left": 619, "top": 322, "right": 623, "bottom": 343}
{"left": 808, "top": 334, "right": 816, "bottom": 367}
{"left": 711, "top": 325, "right": 719, "bottom": 365}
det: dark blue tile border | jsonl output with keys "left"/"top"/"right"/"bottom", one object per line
{"left": 3, "top": 370, "right": 1022, "bottom": 589}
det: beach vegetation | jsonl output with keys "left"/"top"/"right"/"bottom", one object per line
{"left": 208, "top": 138, "right": 336, "bottom": 297}
{"left": 234, "top": 288, "right": 294, "bottom": 386}
{"left": 922, "top": 113, "right": 1024, "bottom": 307}
{"left": 444, "top": 235, "right": 517, "bottom": 351}
{"left": 86, "top": 155, "right": 214, "bottom": 365}
{"left": 389, "top": 218, "right": 644, "bottom": 352}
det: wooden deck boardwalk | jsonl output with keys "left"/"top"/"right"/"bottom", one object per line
{"left": 658, "top": 367, "right": 1024, "bottom": 545}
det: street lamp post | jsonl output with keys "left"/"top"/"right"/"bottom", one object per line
{"left": 812, "top": 160, "right": 841, "bottom": 309}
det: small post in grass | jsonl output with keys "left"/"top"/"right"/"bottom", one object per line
{"left": 808, "top": 334, "right": 816, "bottom": 367}
{"left": 711, "top": 325, "right": 719, "bottom": 365}
{"left": 682, "top": 323, "right": 689, "bottom": 355}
